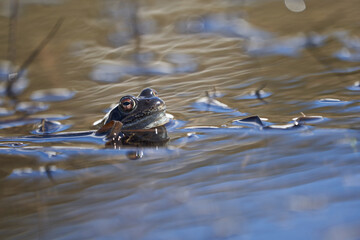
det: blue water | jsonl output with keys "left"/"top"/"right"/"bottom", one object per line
{"left": 0, "top": 0, "right": 360, "bottom": 239}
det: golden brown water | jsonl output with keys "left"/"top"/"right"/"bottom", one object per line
{"left": 0, "top": 0, "right": 359, "bottom": 239}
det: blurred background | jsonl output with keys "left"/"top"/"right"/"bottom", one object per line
{"left": 0, "top": 0, "right": 359, "bottom": 239}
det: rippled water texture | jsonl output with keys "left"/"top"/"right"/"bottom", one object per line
{"left": 0, "top": 0, "right": 360, "bottom": 239}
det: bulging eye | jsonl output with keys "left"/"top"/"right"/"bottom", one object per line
{"left": 119, "top": 96, "right": 136, "bottom": 112}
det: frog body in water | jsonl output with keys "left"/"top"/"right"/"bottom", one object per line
{"left": 96, "top": 88, "right": 170, "bottom": 130}
{"left": 29, "top": 88, "right": 170, "bottom": 148}
{"left": 93, "top": 88, "right": 170, "bottom": 148}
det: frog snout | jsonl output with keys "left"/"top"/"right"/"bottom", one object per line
{"left": 143, "top": 98, "right": 166, "bottom": 110}
{"left": 155, "top": 99, "right": 166, "bottom": 110}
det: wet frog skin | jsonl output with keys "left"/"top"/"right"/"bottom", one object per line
{"left": 94, "top": 88, "right": 170, "bottom": 148}
{"left": 98, "top": 88, "right": 170, "bottom": 130}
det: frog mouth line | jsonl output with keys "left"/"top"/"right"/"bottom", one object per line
{"left": 121, "top": 110, "right": 169, "bottom": 129}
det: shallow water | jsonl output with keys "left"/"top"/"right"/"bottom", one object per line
{"left": 0, "top": 0, "right": 360, "bottom": 239}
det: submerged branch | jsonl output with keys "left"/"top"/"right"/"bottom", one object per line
{"left": 7, "top": 0, "right": 19, "bottom": 64}
{"left": 6, "top": 17, "right": 64, "bottom": 99}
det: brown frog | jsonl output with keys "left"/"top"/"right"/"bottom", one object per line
{"left": 23, "top": 88, "right": 170, "bottom": 149}
{"left": 95, "top": 88, "right": 170, "bottom": 145}
{"left": 97, "top": 88, "right": 169, "bottom": 129}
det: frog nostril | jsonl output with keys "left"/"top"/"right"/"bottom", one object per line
{"left": 156, "top": 100, "right": 163, "bottom": 106}
{"left": 156, "top": 100, "right": 166, "bottom": 110}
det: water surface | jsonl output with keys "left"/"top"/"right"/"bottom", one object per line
{"left": 0, "top": 0, "right": 359, "bottom": 239}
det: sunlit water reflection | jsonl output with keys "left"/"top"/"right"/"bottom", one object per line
{"left": 0, "top": 0, "right": 359, "bottom": 239}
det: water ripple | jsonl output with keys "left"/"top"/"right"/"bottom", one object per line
{"left": 30, "top": 88, "right": 76, "bottom": 102}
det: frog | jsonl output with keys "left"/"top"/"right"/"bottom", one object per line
{"left": 94, "top": 88, "right": 171, "bottom": 145}
{"left": 96, "top": 88, "right": 169, "bottom": 128}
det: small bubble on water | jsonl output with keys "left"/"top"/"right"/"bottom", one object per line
{"left": 285, "top": 0, "right": 306, "bottom": 12}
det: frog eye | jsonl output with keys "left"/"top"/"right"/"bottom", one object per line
{"left": 119, "top": 96, "right": 136, "bottom": 112}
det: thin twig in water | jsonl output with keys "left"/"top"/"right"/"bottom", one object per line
{"left": 305, "top": 43, "right": 360, "bottom": 83}
{"left": 303, "top": 11, "right": 360, "bottom": 82}
{"left": 45, "top": 164, "right": 56, "bottom": 183}
{"left": 6, "top": 18, "right": 64, "bottom": 99}
{"left": 130, "top": 0, "right": 142, "bottom": 66}
{"left": 7, "top": 0, "right": 19, "bottom": 64}
{"left": 254, "top": 83, "right": 268, "bottom": 104}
